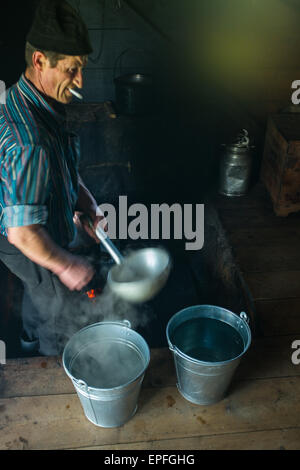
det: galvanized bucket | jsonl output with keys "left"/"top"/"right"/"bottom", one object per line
{"left": 166, "top": 305, "right": 251, "bottom": 405}
{"left": 62, "top": 320, "right": 150, "bottom": 427}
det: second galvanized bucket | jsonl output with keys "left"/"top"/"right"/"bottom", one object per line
{"left": 62, "top": 320, "right": 150, "bottom": 427}
{"left": 166, "top": 305, "right": 251, "bottom": 405}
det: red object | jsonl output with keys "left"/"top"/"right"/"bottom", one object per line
{"left": 86, "top": 287, "right": 102, "bottom": 299}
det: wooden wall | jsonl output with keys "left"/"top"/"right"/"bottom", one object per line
{"left": 67, "top": 0, "right": 164, "bottom": 103}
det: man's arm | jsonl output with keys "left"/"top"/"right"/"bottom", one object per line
{"left": 7, "top": 224, "right": 94, "bottom": 291}
{"left": 76, "top": 175, "right": 99, "bottom": 218}
{"left": 75, "top": 175, "right": 107, "bottom": 242}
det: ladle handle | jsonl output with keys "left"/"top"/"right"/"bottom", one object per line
{"left": 95, "top": 223, "right": 124, "bottom": 265}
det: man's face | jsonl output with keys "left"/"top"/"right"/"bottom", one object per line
{"left": 39, "top": 55, "right": 85, "bottom": 104}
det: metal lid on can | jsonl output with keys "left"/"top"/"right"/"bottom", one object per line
{"left": 222, "top": 129, "right": 251, "bottom": 153}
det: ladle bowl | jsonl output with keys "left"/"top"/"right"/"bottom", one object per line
{"left": 93, "top": 221, "right": 171, "bottom": 303}
{"left": 107, "top": 247, "right": 171, "bottom": 303}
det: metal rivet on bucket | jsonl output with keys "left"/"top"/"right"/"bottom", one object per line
{"left": 166, "top": 305, "right": 252, "bottom": 405}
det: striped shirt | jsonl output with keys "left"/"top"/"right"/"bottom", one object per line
{"left": 0, "top": 73, "right": 79, "bottom": 247}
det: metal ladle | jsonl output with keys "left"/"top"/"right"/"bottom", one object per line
{"left": 94, "top": 223, "right": 171, "bottom": 303}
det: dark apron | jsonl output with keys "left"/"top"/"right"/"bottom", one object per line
{"left": 0, "top": 234, "right": 105, "bottom": 355}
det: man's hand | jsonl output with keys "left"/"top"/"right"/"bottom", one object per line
{"left": 74, "top": 208, "right": 108, "bottom": 244}
{"left": 56, "top": 253, "right": 95, "bottom": 291}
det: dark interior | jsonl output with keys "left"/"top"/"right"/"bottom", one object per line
{"left": 0, "top": 0, "right": 295, "bottom": 357}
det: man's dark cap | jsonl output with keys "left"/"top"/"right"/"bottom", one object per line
{"left": 26, "top": 0, "right": 93, "bottom": 56}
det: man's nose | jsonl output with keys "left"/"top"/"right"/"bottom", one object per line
{"left": 73, "top": 70, "right": 83, "bottom": 89}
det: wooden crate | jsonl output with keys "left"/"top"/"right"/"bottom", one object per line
{"left": 261, "top": 113, "right": 300, "bottom": 216}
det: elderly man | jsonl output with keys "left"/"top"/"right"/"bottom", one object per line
{"left": 0, "top": 0, "right": 107, "bottom": 355}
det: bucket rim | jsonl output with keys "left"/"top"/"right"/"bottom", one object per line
{"left": 62, "top": 320, "right": 150, "bottom": 392}
{"left": 166, "top": 304, "right": 252, "bottom": 366}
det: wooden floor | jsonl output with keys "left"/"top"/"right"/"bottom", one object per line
{"left": 1, "top": 182, "right": 300, "bottom": 450}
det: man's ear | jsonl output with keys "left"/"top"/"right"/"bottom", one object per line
{"left": 31, "top": 51, "right": 48, "bottom": 72}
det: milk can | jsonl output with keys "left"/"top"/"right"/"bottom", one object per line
{"left": 219, "top": 129, "right": 254, "bottom": 197}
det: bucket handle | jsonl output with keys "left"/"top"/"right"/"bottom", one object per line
{"left": 113, "top": 47, "right": 153, "bottom": 79}
{"left": 74, "top": 378, "right": 89, "bottom": 391}
{"left": 168, "top": 344, "right": 184, "bottom": 357}
{"left": 122, "top": 319, "right": 131, "bottom": 329}
{"left": 99, "top": 319, "right": 132, "bottom": 329}
{"left": 239, "top": 312, "right": 250, "bottom": 324}
{"left": 73, "top": 378, "right": 99, "bottom": 426}
{"left": 110, "top": 319, "right": 131, "bottom": 329}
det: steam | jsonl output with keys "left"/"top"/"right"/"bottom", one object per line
{"left": 30, "top": 229, "right": 163, "bottom": 360}
{"left": 53, "top": 281, "right": 151, "bottom": 353}
{"left": 55, "top": 280, "right": 152, "bottom": 389}
{"left": 69, "top": 335, "right": 147, "bottom": 388}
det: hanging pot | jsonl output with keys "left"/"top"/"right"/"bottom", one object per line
{"left": 113, "top": 48, "right": 155, "bottom": 116}
{"left": 114, "top": 73, "right": 155, "bottom": 116}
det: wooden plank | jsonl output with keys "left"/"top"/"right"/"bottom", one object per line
{"left": 65, "top": 1, "right": 164, "bottom": 103}
{"left": 235, "top": 335, "right": 300, "bottom": 381}
{"left": 74, "top": 428, "right": 300, "bottom": 450}
{"left": 255, "top": 298, "right": 300, "bottom": 336}
{"left": 0, "top": 357, "right": 73, "bottom": 399}
{"left": 217, "top": 208, "right": 300, "bottom": 229}
{"left": 86, "top": 29, "right": 155, "bottom": 70}
{"left": 261, "top": 119, "right": 288, "bottom": 202}
{"left": 1, "top": 377, "right": 300, "bottom": 449}
{"left": 214, "top": 184, "right": 273, "bottom": 212}
{"left": 244, "top": 271, "right": 300, "bottom": 300}
{"left": 215, "top": 183, "right": 300, "bottom": 226}
{"left": 68, "top": 0, "right": 109, "bottom": 29}
{"left": 226, "top": 226, "right": 300, "bottom": 249}
{"left": 233, "top": 244, "right": 300, "bottom": 273}
{"left": 68, "top": 0, "right": 159, "bottom": 30}
{"left": 216, "top": 203, "right": 286, "bottom": 228}
{"left": 0, "top": 349, "right": 175, "bottom": 399}
{"left": 217, "top": 197, "right": 293, "bottom": 223}
{"left": 124, "top": 0, "right": 180, "bottom": 43}
{"left": 1, "top": 334, "right": 300, "bottom": 400}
